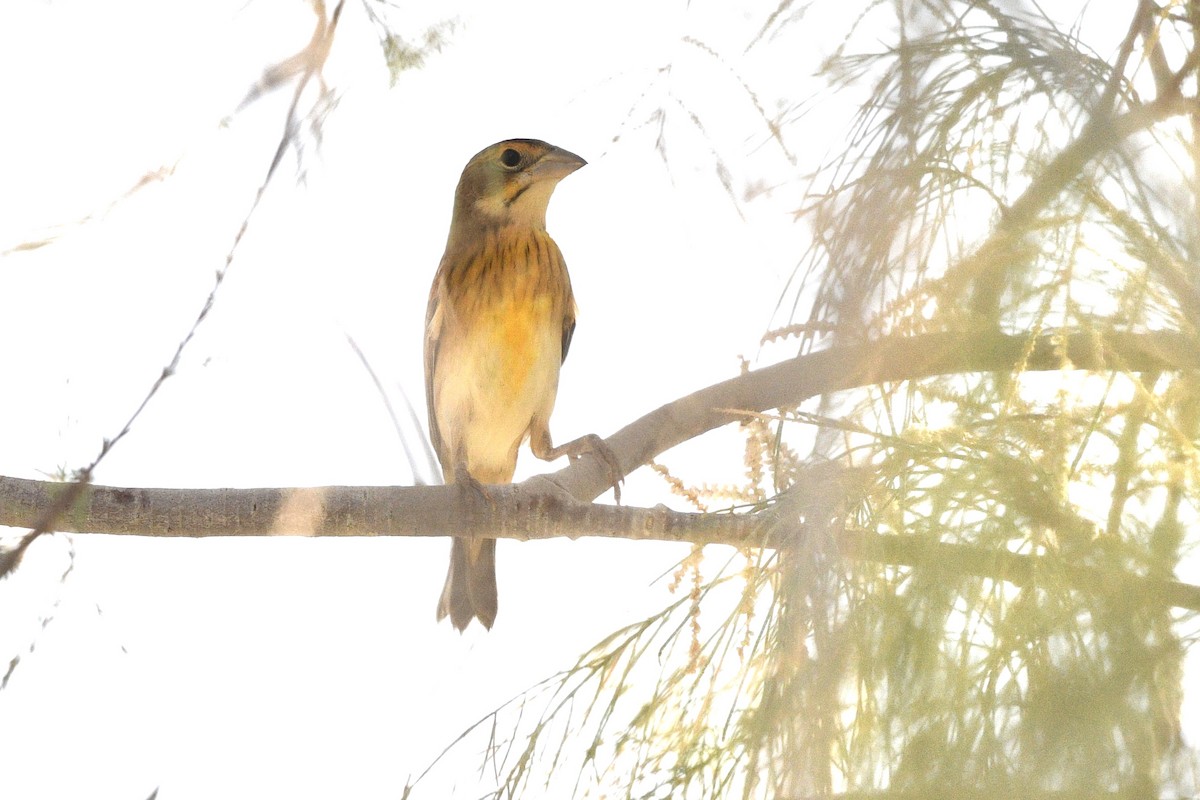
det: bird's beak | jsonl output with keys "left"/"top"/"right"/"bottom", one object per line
{"left": 531, "top": 146, "right": 587, "bottom": 182}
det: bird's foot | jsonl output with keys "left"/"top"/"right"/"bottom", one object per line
{"left": 454, "top": 463, "right": 496, "bottom": 511}
{"left": 541, "top": 433, "right": 624, "bottom": 504}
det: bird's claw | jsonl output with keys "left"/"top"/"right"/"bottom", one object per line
{"left": 454, "top": 463, "right": 496, "bottom": 510}
{"left": 568, "top": 434, "right": 624, "bottom": 504}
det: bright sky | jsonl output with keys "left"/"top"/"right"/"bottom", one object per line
{"left": 0, "top": 2, "right": 822, "bottom": 798}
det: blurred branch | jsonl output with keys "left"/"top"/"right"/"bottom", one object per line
{"left": 1001, "top": 19, "right": 1198, "bottom": 233}
{"left": 0, "top": 165, "right": 178, "bottom": 257}
{"left": 966, "top": 92, "right": 1200, "bottom": 316}
{"left": 4, "top": 2, "right": 348, "bottom": 259}
{"left": 234, "top": 0, "right": 344, "bottom": 114}
{"left": 842, "top": 522, "right": 1200, "bottom": 612}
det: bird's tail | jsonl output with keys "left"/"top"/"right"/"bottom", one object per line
{"left": 437, "top": 537, "right": 498, "bottom": 631}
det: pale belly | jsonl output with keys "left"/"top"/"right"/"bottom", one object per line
{"left": 433, "top": 295, "right": 562, "bottom": 483}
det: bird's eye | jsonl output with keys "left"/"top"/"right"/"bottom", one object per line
{"left": 499, "top": 148, "right": 522, "bottom": 169}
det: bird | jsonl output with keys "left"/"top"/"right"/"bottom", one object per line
{"left": 424, "top": 138, "right": 621, "bottom": 631}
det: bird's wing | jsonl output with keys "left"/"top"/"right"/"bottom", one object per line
{"left": 561, "top": 296, "right": 578, "bottom": 364}
{"left": 423, "top": 270, "right": 449, "bottom": 467}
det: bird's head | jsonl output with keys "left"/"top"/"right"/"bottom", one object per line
{"left": 450, "top": 139, "right": 587, "bottom": 233}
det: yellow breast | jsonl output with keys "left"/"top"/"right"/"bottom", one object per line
{"left": 431, "top": 225, "right": 575, "bottom": 479}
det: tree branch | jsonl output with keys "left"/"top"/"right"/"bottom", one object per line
{"left": 0, "top": 475, "right": 759, "bottom": 545}
{"left": 5, "top": 463, "right": 1199, "bottom": 612}
{"left": 2, "top": 327, "right": 1195, "bottom": 538}
{"left": 547, "top": 326, "right": 1200, "bottom": 501}
{"left": 5, "top": 328, "right": 1200, "bottom": 613}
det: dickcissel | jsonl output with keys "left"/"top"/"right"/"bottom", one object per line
{"left": 424, "top": 138, "right": 620, "bottom": 631}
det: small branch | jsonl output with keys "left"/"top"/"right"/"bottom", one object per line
{"left": 548, "top": 328, "right": 1200, "bottom": 502}
{"left": 1096, "top": 0, "right": 1147, "bottom": 115}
